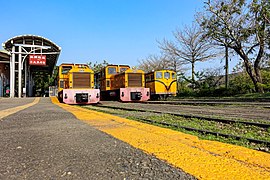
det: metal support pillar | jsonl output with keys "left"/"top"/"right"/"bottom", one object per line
{"left": 9, "top": 53, "right": 12, "bottom": 97}
{"left": 24, "top": 58, "right": 27, "bottom": 97}
{"left": 28, "top": 71, "right": 33, "bottom": 97}
{"left": 10, "top": 46, "right": 15, "bottom": 98}
{"left": 18, "top": 46, "right": 22, "bottom": 98}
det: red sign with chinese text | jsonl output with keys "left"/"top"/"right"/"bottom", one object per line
{"left": 29, "top": 55, "right": 46, "bottom": 66}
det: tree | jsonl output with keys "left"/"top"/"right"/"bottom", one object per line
{"left": 33, "top": 71, "right": 50, "bottom": 96}
{"left": 200, "top": 0, "right": 270, "bottom": 93}
{"left": 199, "top": 67, "right": 224, "bottom": 89}
{"left": 138, "top": 54, "right": 183, "bottom": 73}
{"left": 87, "top": 60, "right": 108, "bottom": 73}
{"left": 49, "top": 66, "right": 59, "bottom": 86}
{"left": 158, "top": 23, "right": 217, "bottom": 85}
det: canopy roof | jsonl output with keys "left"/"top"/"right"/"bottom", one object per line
{"left": 2, "top": 34, "right": 61, "bottom": 73}
{"left": 0, "top": 50, "right": 10, "bottom": 62}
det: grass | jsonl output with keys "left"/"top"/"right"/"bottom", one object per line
{"left": 143, "top": 114, "right": 270, "bottom": 141}
{"left": 82, "top": 105, "right": 270, "bottom": 152}
{"left": 234, "top": 92, "right": 270, "bottom": 98}
{"left": 173, "top": 92, "right": 270, "bottom": 100}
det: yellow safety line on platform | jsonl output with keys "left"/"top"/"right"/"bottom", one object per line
{"left": 0, "top": 98, "right": 40, "bottom": 120}
{"left": 51, "top": 97, "right": 270, "bottom": 180}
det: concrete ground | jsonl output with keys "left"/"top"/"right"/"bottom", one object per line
{"left": 0, "top": 97, "right": 194, "bottom": 179}
{"left": 0, "top": 98, "right": 36, "bottom": 111}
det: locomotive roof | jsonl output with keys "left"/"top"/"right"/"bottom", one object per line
{"left": 59, "top": 63, "right": 89, "bottom": 66}
{"left": 106, "top": 64, "right": 130, "bottom": 67}
{"left": 145, "top": 69, "right": 176, "bottom": 74}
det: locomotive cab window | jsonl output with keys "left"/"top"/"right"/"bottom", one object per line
{"left": 108, "top": 67, "right": 117, "bottom": 75}
{"left": 59, "top": 80, "right": 64, "bottom": 88}
{"left": 155, "top": 72, "right": 163, "bottom": 79}
{"left": 101, "top": 70, "right": 105, "bottom": 77}
{"left": 145, "top": 74, "right": 151, "bottom": 82}
{"left": 164, "top": 72, "right": 170, "bottom": 79}
{"left": 172, "top": 72, "right": 176, "bottom": 79}
{"left": 120, "top": 67, "right": 128, "bottom": 73}
{"left": 61, "top": 66, "right": 72, "bottom": 74}
{"left": 151, "top": 74, "right": 154, "bottom": 80}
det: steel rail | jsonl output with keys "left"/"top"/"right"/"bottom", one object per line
{"left": 97, "top": 105, "right": 270, "bottom": 128}
{"left": 141, "top": 101, "right": 270, "bottom": 107}
{"left": 138, "top": 118, "right": 270, "bottom": 147}
{"left": 88, "top": 105, "right": 270, "bottom": 148}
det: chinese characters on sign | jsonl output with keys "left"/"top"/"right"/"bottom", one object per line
{"left": 29, "top": 55, "right": 46, "bottom": 66}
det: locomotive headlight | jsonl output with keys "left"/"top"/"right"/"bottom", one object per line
{"left": 121, "top": 92, "right": 124, "bottom": 97}
{"left": 96, "top": 93, "right": 99, "bottom": 98}
{"left": 147, "top": 91, "right": 149, "bottom": 96}
{"left": 64, "top": 93, "right": 68, "bottom": 99}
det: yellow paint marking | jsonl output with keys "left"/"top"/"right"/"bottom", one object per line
{"left": 0, "top": 98, "right": 40, "bottom": 120}
{"left": 51, "top": 97, "right": 270, "bottom": 180}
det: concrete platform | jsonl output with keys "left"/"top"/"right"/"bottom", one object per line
{"left": 53, "top": 97, "right": 270, "bottom": 180}
{"left": 0, "top": 97, "right": 193, "bottom": 179}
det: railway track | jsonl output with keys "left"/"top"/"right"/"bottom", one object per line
{"left": 100, "top": 100, "right": 270, "bottom": 122}
{"left": 142, "top": 100, "right": 270, "bottom": 107}
{"left": 88, "top": 103, "right": 270, "bottom": 151}
{"left": 137, "top": 118, "right": 270, "bottom": 147}
{"left": 97, "top": 104, "right": 270, "bottom": 128}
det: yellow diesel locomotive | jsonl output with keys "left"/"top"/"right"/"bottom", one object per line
{"left": 58, "top": 63, "right": 100, "bottom": 104}
{"left": 96, "top": 65, "right": 150, "bottom": 102}
{"left": 145, "top": 70, "right": 177, "bottom": 100}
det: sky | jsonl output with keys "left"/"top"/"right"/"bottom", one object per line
{"left": 0, "top": 0, "right": 228, "bottom": 75}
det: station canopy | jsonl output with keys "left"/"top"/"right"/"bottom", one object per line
{"left": 2, "top": 34, "right": 61, "bottom": 74}
{"left": 0, "top": 50, "right": 10, "bottom": 62}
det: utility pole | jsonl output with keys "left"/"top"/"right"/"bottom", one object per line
{"left": 225, "top": 44, "right": 229, "bottom": 89}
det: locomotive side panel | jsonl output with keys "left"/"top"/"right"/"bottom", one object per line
{"left": 97, "top": 65, "right": 149, "bottom": 102}
{"left": 145, "top": 72, "right": 156, "bottom": 95}
{"left": 97, "top": 65, "right": 130, "bottom": 100}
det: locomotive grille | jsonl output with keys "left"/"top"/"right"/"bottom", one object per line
{"left": 73, "top": 72, "right": 91, "bottom": 88}
{"left": 128, "top": 73, "right": 142, "bottom": 87}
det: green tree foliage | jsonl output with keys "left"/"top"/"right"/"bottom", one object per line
{"left": 229, "top": 69, "right": 270, "bottom": 94}
{"left": 49, "top": 66, "right": 59, "bottom": 86}
{"left": 33, "top": 71, "right": 50, "bottom": 96}
{"left": 229, "top": 72, "right": 255, "bottom": 94}
{"left": 87, "top": 60, "right": 109, "bottom": 73}
{"left": 200, "top": 0, "right": 270, "bottom": 93}
{"left": 30, "top": 66, "right": 59, "bottom": 97}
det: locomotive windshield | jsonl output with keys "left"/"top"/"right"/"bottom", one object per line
{"left": 120, "top": 67, "right": 128, "bottom": 73}
{"left": 172, "top": 72, "right": 176, "bottom": 79}
{"left": 61, "top": 66, "right": 72, "bottom": 74}
{"left": 156, "top": 72, "right": 163, "bottom": 79}
{"left": 108, "top": 67, "right": 117, "bottom": 75}
{"left": 164, "top": 72, "right": 170, "bottom": 79}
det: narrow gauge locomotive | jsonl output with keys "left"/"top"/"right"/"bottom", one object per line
{"left": 58, "top": 63, "right": 100, "bottom": 104}
{"left": 96, "top": 65, "right": 150, "bottom": 102}
{"left": 145, "top": 70, "right": 177, "bottom": 100}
